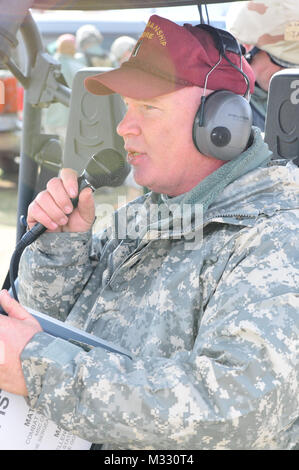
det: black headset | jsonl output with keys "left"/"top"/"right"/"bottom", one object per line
{"left": 192, "top": 25, "right": 253, "bottom": 161}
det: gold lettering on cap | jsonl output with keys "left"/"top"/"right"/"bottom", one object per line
{"left": 284, "top": 21, "right": 299, "bottom": 41}
{"left": 141, "top": 31, "right": 154, "bottom": 40}
{"left": 145, "top": 20, "right": 167, "bottom": 46}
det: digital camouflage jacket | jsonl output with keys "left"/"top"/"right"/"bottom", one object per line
{"left": 19, "top": 131, "right": 299, "bottom": 450}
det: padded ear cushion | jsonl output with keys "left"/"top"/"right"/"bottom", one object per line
{"left": 192, "top": 90, "right": 252, "bottom": 160}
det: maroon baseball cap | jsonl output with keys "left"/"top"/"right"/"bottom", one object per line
{"left": 84, "top": 15, "right": 255, "bottom": 99}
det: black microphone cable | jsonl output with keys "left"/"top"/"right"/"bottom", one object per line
{"left": 4, "top": 149, "right": 130, "bottom": 304}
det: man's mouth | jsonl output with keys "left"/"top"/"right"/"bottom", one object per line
{"left": 128, "top": 151, "right": 140, "bottom": 157}
{"left": 127, "top": 151, "right": 146, "bottom": 164}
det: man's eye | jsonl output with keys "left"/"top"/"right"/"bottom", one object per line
{"left": 143, "top": 104, "right": 156, "bottom": 110}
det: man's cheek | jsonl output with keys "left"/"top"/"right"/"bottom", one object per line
{"left": 0, "top": 341, "right": 4, "bottom": 365}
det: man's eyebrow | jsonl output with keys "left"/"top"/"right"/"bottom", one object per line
{"left": 121, "top": 96, "right": 163, "bottom": 105}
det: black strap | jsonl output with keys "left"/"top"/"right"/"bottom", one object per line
{"left": 1, "top": 270, "right": 10, "bottom": 290}
{"left": 195, "top": 24, "right": 241, "bottom": 56}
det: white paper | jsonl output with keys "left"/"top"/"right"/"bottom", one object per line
{"left": 0, "top": 389, "right": 91, "bottom": 450}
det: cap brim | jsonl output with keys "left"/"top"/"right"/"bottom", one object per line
{"left": 84, "top": 65, "right": 183, "bottom": 99}
{"left": 268, "top": 53, "right": 298, "bottom": 68}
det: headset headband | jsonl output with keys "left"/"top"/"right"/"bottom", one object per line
{"left": 195, "top": 24, "right": 250, "bottom": 99}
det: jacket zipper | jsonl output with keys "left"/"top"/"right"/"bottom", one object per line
{"left": 105, "top": 212, "right": 258, "bottom": 285}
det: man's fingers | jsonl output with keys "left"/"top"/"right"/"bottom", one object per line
{"left": 59, "top": 168, "right": 79, "bottom": 199}
{"left": 0, "top": 290, "right": 42, "bottom": 335}
{"left": 0, "top": 290, "right": 29, "bottom": 320}
{"left": 27, "top": 198, "right": 64, "bottom": 231}
{"left": 46, "top": 177, "right": 74, "bottom": 215}
{"left": 26, "top": 169, "right": 95, "bottom": 233}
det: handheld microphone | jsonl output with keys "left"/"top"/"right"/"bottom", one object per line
{"left": 20, "top": 148, "right": 130, "bottom": 247}
{"left": 5, "top": 148, "right": 130, "bottom": 303}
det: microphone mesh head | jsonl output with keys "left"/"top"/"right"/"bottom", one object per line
{"left": 84, "top": 149, "right": 130, "bottom": 189}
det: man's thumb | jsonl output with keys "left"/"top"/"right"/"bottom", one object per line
{"left": 0, "top": 290, "right": 31, "bottom": 321}
{"left": 77, "top": 187, "right": 95, "bottom": 225}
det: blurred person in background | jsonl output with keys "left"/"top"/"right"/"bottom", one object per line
{"left": 43, "top": 34, "right": 83, "bottom": 144}
{"left": 110, "top": 35, "right": 137, "bottom": 66}
{"left": 75, "top": 24, "right": 112, "bottom": 67}
{"left": 227, "top": 0, "right": 299, "bottom": 132}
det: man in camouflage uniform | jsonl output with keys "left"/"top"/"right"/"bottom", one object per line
{"left": 0, "top": 15, "right": 298, "bottom": 450}
{"left": 227, "top": 0, "right": 299, "bottom": 131}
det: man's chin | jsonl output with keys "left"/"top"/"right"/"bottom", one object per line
{"left": 132, "top": 171, "right": 151, "bottom": 190}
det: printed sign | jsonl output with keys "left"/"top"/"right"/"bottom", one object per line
{"left": 0, "top": 390, "right": 91, "bottom": 450}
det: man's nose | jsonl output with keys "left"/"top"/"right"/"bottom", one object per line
{"left": 117, "top": 110, "right": 141, "bottom": 137}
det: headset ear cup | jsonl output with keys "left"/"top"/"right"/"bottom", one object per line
{"left": 192, "top": 97, "right": 207, "bottom": 153}
{"left": 192, "top": 90, "right": 252, "bottom": 161}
